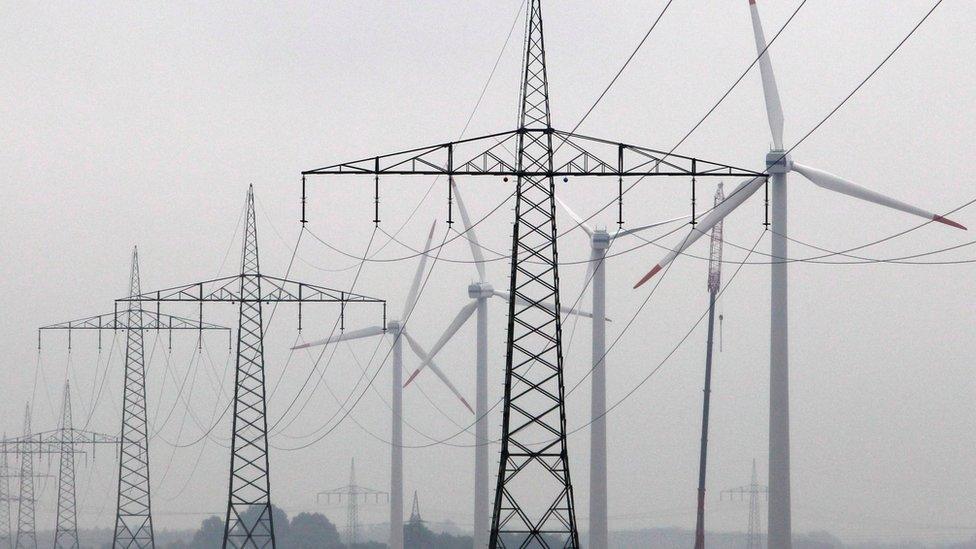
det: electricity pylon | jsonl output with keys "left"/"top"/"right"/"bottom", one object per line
{"left": 0, "top": 447, "right": 11, "bottom": 549}
{"left": 2, "top": 394, "right": 119, "bottom": 549}
{"left": 694, "top": 183, "right": 726, "bottom": 549}
{"left": 119, "top": 186, "right": 385, "bottom": 549}
{"left": 316, "top": 459, "right": 388, "bottom": 546}
{"left": 39, "top": 247, "right": 230, "bottom": 549}
{"left": 721, "top": 460, "right": 768, "bottom": 549}
{"left": 404, "top": 491, "right": 424, "bottom": 541}
{"left": 302, "top": 1, "right": 760, "bottom": 546}
{"left": 54, "top": 382, "right": 79, "bottom": 549}
{"left": 14, "top": 406, "right": 34, "bottom": 549}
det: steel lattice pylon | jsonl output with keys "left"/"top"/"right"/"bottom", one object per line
{"left": 0, "top": 449, "right": 11, "bottom": 549}
{"left": 38, "top": 247, "right": 230, "bottom": 549}
{"left": 116, "top": 248, "right": 155, "bottom": 548}
{"left": 14, "top": 406, "right": 35, "bottom": 549}
{"left": 55, "top": 384, "right": 79, "bottom": 549}
{"left": 721, "top": 460, "right": 767, "bottom": 549}
{"left": 490, "top": 1, "right": 579, "bottom": 546}
{"left": 2, "top": 401, "right": 118, "bottom": 549}
{"left": 302, "top": 2, "right": 761, "bottom": 546}
{"left": 118, "top": 186, "right": 384, "bottom": 549}
{"left": 224, "top": 187, "right": 274, "bottom": 548}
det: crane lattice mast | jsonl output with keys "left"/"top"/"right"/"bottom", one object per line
{"left": 694, "top": 183, "right": 725, "bottom": 549}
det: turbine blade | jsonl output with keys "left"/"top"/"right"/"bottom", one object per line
{"left": 792, "top": 163, "right": 966, "bottom": 230}
{"left": 403, "top": 220, "right": 438, "bottom": 319}
{"left": 634, "top": 177, "right": 765, "bottom": 288}
{"left": 613, "top": 214, "right": 691, "bottom": 238}
{"left": 292, "top": 325, "right": 386, "bottom": 349}
{"left": 493, "top": 290, "right": 599, "bottom": 320}
{"left": 403, "top": 300, "right": 478, "bottom": 387}
{"left": 554, "top": 195, "right": 594, "bottom": 237}
{"left": 401, "top": 331, "right": 473, "bottom": 413}
{"left": 452, "top": 181, "right": 488, "bottom": 283}
{"left": 749, "top": 0, "right": 785, "bottom": 149}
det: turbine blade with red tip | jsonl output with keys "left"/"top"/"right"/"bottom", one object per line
{"left": 404, "top": 300, "right": 478, "bottom": 387}
{"left": 791, "top": 163, "right": 966, "bottom": 230}
{"left": 402, "top": 331, "right": 473, "bottom": 414}
{"left": 292, "top": 325, "right": 385, "bottom": 349}
{"left": 634, "top": 177, "right": 765, "bottom": 288}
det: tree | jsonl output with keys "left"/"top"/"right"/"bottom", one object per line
{"left": 188, "top": 516, "right": 223, "bottom": 549}
{"left": 285, "top": 512, "right": 342, "bottom": 549}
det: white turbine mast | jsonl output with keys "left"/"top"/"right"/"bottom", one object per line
{"left": 635, "top": 1, "right": 965, "bottom": 547}
{"left": 294, "top": 219, "right": 470, "bottom": 549}
{"left": 554, "top": 194, "right": 687, "bottom": 549}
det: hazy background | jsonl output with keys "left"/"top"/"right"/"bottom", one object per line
{"left": 2, "top": 0, "right": 975, "bottom": 545}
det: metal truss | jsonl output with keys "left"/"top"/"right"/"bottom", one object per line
{"left": 302, "top": 2, "right": 760, "bottom": 547}
{"left": 14, "top": 406, "right": 34, "bottom": 549}
{"left": 55, "top": 384, "right": 79, "bottom": 549}
{"left": 304, "top": 129, "right": 759, "bottom": 179}
{"left": 118, "top": 186, "right": 385, "bottom": 549}
{"left": 38, "top": 310, "right": 228, "bottom": 350}
{"left": 0, "top": 452, "right": 10, "bottom": 549}
{"left": 40, "top": 248, "right": 229, "bottom": 549}
{"left": 3, "top": 392, "right": 118, "bottom": 549}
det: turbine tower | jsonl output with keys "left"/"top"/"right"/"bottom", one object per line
{"left": 302, "top": 1, "right": 758, "bottom": 545}
{"left": 694, "top": 183, "right": 725, "bottom": 549}
{"left": 634, "top": 2, "right": 966, "bottom": 546}
{"left": 119, "top": 186, "right": 384, "bottom": 549}
{"left": 297, "top": 220, "right": 472, "bottom": 549}
{"left": 400, "top": 185, "right": 596, "bottom": 549}
{"left": 38, "top": 247, "right": 230, "bottom": 549}
{"left": 553, "top": 197, "right": 685, "bottom": 549}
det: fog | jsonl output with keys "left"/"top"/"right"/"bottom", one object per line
{"left": 2, "top": 1, "right": 975, "bottom": 546}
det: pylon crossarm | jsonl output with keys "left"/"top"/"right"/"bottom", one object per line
{"left": 0, "top": 431, "right": 117, "bottom": 455}
{"left": 118, "top": 274, "right": 383, "bottom": 304}
{"left": 40, "top": 310, "right": 228, "bottom": 331}
{"left": 303, "top": 128, "right": 762, "bottom": 178}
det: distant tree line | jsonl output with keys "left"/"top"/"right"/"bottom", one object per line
{"left": 158, "top": 505, "right": 473, "bottom": 549}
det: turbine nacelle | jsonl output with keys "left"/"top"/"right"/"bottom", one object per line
{"left": 591, "top": 229, "right": 612, "bottom": 250}
{"left": 765, "top": 150, "right": 792, "bottom": 174}
{"left": 468, "top": 282, "right": 495, "bottom": 299}
{"left": 386, "top": 319, "right": 403, "bottom": 333}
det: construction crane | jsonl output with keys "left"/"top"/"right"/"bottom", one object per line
{"left": 695, "top": 183, "right": 725, "bottom": 549}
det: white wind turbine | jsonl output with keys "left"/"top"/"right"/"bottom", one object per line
{"left": 401, "top": 181, "right": 596, "bottom": 549}
{"left": 634, "top": 2, "right": 966, "bottom": 547}
{"left": 554, "top": 196, "right": 686, "bottom": 549}
{"left": 294, "top": 220, "right": 472, "bottom": 549}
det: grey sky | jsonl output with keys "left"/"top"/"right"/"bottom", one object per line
{"left": 2, "top": 0, "right": 975, "bottom": 544}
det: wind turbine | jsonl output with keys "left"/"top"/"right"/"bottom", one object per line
{"left": 554, "top": 196, "right": 686, "bottom": 549}
{"left": 294, "top": 220, "right": 471, "bottom": 549}
{"left": 401, "top": 181, "right": 596, "bottom": 549}
{"left": 634, "top": 2, "right": 966, "bottom": 546}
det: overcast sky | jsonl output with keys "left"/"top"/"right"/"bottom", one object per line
{"left": 2, "top": 0, "right": 975, "bottom": 544}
